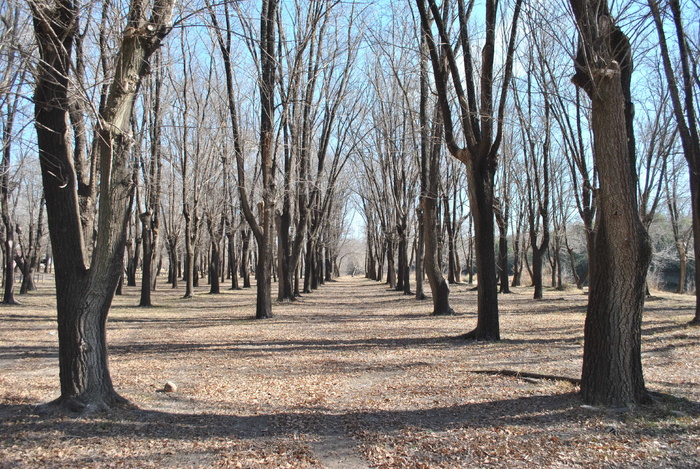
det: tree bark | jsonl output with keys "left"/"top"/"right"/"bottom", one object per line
{"left": 139, "top": 212, "right": 154, "bottom": 306}
{"left": 571, "top": 0, "right": 652, "bottom": 406}
{"left": 31, "top": 0, "right": 175, "bottom": 411}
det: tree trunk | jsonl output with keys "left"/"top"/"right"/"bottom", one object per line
{"left": 2, "top": 237, "right": 18, "bottom": 305}
{"left": 1, "top": 81, "right": 18, "bottom": 305}
{"left": 31, "top": 0, "right": 175, "bottom": 411}
{"left": 385, "top": 237, "right": 396, "bottom": 289}
{"left": 462, "top": 156, "right": 499, "bottom": 340}
{"left": 648, "top": 0, "right": 700, "bottom": 325}
{"left": 495, "top": 199, "right": 510, "bottom": 294}
{"left": 532, "top": 246, "right": 544, "bottom": 299}
{"left": 139, "top": 212, "right": 154, "bottom": 306}
{"left": 415, "top": 206, "right": 426, "bottom": 300}
{"left": 229, "top": 232, "right": 240, "bottom": 290}
{"left": 210, "top": 240, "right": 221, "bottom": 294}
{"left": 167, "top": 236, "right": 178, "bottom": 289}
{"left": 572, "top": 0, "right": 652, "bottom": 405}
{"left": 276, "top": 212, "right": 294, "bottom": 301}
{"left": 20, "top": 198, "right": 45, "bottom": 295}
{"left": 511, "top": 206, "right": 523, "bottom": 287}
{"left": 423, "top": 103, "right": 453, "bottom": 315}
{"left": 240, "top": 229, "right": 251, "bottom": 288}
{"left": 183, "top": 227, "right": 194, "bottom": 297}
{"left": 424, "top": 195, "right": 454, "bottom": 315}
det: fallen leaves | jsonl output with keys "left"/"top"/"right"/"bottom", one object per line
{"left": 0, "top": 278, "right": 699, "bottom": 467}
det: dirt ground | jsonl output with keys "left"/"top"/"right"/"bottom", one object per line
{"left": 1, "top": 275, "right": 699, "bottom": 468}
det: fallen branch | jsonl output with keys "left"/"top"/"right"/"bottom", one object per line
{"left": 471, "top": 369, "right": 581, "bottom": 385}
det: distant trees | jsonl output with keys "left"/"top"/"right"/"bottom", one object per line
{"left": 3, "top": 0, "right": 694, "bottom": 413}
{"left": 649, "top": 0, "right": 700, "bottom": 325}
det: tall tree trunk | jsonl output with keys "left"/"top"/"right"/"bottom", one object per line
{"left": 423, "top": 105, "right": 453, "bottom": 315}
{"left": 463, "top": 157, "right": 500, "bottom": 339}
{"left": 417, "top": 0, "right": 522, "bottom": 340}
{"left": 183, "top": 220, "right": 195, "bottom": 297}
{"left": 241, "top": 228, "right": 251, "bottom": 288}
{"left": 511, "top": 204, "right": 523, "bottom": 287}
{"left": 572, "top": 0, "right": 652, "bottom": 406}
{"left": 415, "top": 206, "right": 426, "bottom": 300}
{"left": 31, "top": 0, "right": 175, "bottom": 411}
{"left": 20, "top": 199, "right": 44, "bottom": 294}
{"left": 385, "top": 237, "right": 396, "bottom": 289}
{"left": 167, "top": 236, "right": 178, "bottom": 288}
{"left": 228, "top": 231, "right": 240, "bottom": 290}
{"left": 495, "top": 198, "right": 510, "bottom": 294}
{"left": 1, "top": 69, "right": 20, "bottom": 305}
{"left": 139, "top": 212, "right": 154, "bottom": 306}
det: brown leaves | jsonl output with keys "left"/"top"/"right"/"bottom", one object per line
{"left": 1, "top": 278, "right": 699, "bottom": 467}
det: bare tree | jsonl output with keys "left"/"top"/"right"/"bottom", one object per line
{"left": 0, "top": 4, "right": 27, "bottom": 304}
{"left": 665, "top": 150, "right": 693, "bottom": 293}
{"left": 209, "top": 0, "right": 279, "bottom": 318}
{"left": 30, "top": 0, "right": 175, "bottom": 411}
{"left": 648, "top": 0, "right": 700, "bottom": 324}
{"left": 138, "top": 49, "right": 164, "bottom": 306}
{"left": 416, "top": 0, "right": 523, "bottom": 339}
{"left": 513, "top": 54, "right": 551, "bottom": 300}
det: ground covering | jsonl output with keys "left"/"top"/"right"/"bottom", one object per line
{"left": 1, "top": 276, "right": 698, "bottom": 468}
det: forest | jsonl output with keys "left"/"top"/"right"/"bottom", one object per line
{"left": 1, "top": 0, "right": 700, "bottom": 465}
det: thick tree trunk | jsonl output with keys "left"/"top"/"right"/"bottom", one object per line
{"left": 183, "top": 238, "right": 194, "bottom": 297}
{"left": 415, "top": 207, "right": 426, "bottom": 300}
{"left": 276, "top": 212, "right": 294, "bottom": 301}
{"left": 1, "top": 105, "right": 18, "bottom": 305}
{"left": 511, "top": 209, "right": 523, "bottom": 287}
{"left": 168, "top": 237, "right": 178, "bottom": 288}
{"left": 424, "top": 196, "right": 454, "bottom": 315}
{"left": 210, "top": 240, "right": 221, "bottom": 294}
{"left": 648, "top": 0, "right": 700, "bottom": 325}
{"left": 2, "top": 237, "right": 18, "bottom": 304}
{"left": 498, "top": 230, "right": 510, "bottom": 293}
{"left": 385, "top": 238, "right": 396, "bottom": 289}
{"left": 495, "top": 200, "right": 510, "bottom": 294}
{"left": 690, "top": 177, "right": 700, "bottom": 324}
{"left": 572, "top": 0, "right": 652, "bottom": 405}
{"left": 532, "top": 246, "right": 544, "bottom": 299}
{"left": 228, "top": 232, "right": 240, "bottom": 290}
{"left": 304, "top": 238, "right": 314, "bottom": 293}
{"left": 31, "top": 0, "right": 175, "bottom": 411}
{"left": 462, "top": 157, "right": 499, "bottom": 340}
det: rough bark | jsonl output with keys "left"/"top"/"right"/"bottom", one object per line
{"left": 571, "top": 0, "right": 652, "bottom": 406}
{"left": 31, "top": 0, "right": 175, "bottom": 411}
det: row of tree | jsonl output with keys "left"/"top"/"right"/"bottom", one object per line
{"left": 0, "top": 0, "right": 697, "bottom": 412}
{"left": 355, "top": 0, "right": 699, "bottom": 407}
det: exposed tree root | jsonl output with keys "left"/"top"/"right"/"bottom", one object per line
{"left": 37, "top": 392, "right": 134, "bottom": 417}
{"left": 471, "top": 369, "right": 581, "bottom": 385}
{"left": 459, "top": 328, "right": 500, "bottom": 341}
{"left": 431, "top": 308, "right": 455, "bottom": 316}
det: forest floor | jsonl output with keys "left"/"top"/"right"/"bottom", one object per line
{"left": 0, "top": 275, "right": 699, "bottom": 468}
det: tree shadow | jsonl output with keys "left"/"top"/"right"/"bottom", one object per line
{"left": 2, "top": 391, "right": 698, "bottom": 445}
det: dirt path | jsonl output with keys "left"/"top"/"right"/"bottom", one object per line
{"left": 1, "top": 276, "right": 699, "bottom": 468}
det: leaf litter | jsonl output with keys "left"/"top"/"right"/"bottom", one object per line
{"left": 0, "top": 276, "right": 698, "bottom": 468}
